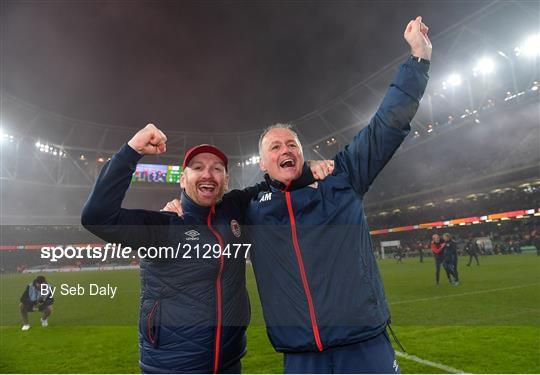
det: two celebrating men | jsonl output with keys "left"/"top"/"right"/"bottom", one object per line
{"left": 82, "top": 16, "right": 431, "bottom": 374}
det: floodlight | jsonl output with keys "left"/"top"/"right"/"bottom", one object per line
{"left": 473, "top": 57, "right": 495, "bottom": 76}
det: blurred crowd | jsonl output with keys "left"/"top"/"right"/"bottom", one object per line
{"left": 366, "top": 184, "right": 539, "bottom": 229}
{"left": 373, "top": 217, "right": 539, "bottom": 259}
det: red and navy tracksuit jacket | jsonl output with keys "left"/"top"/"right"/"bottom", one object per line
{"left": 431, "top": 241, "right": 445, "bottom": 261}
{"left": 246, "top": 57, "right": 429, "bottom": 353}
{"left": 81, "top": 144, "right": 261, "bottom": 373}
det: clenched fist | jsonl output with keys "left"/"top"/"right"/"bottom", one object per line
{"left": 127, "top": 123, "right": 167, "bottom": 155}
{"left": 404, "top": 16, "right": 432, "bottom": 61}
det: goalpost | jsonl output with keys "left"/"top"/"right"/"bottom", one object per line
{"left": 379, "top": 240, "right": 401, "bottom": 260}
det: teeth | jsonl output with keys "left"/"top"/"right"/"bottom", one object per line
{"left": 198, "top": 183, "right": 216, "bottom": 192}
{"left": 280, "top": 159, "right": 294, "bottom": 167}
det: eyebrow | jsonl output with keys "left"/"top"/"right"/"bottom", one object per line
{"left": 189, "top": 161, "right": 225, "bottom": 168}
{"left": 268, "top": 139, "right": 297, "bottom": 146}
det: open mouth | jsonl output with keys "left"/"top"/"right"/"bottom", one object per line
{"left": 197, "top": 182, "right": 217, "bottom": 196}
{"left": 279, "top": 158, "right": 296, "bottom": 169}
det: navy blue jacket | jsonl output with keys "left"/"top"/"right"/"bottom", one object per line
{"left": 246, "top": 58, "right": 429, "bottom": 353}
{"left": 443, "top": 240, "right": 458, "bottom": 264}
{"left": 81, "top": 144, "right": 259, "bottom": 373}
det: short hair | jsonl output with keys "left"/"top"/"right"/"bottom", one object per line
{"left": 258, "top": 123, "right": 302, "bottom": 156}
{"left": 33, "top": 276, "right": 47, "bottom": 285}
{"left": 443, "top": 233, "right": 451, "bottom": 238}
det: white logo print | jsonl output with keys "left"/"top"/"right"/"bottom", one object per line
{"left": 392, "top": 359, "right": 399, "bottom": 373}
{"left": 259, "top": 192, "right": 272, "bottom": 202}
{"left": 185, "top": 230, "right": 200, "bottom": 241}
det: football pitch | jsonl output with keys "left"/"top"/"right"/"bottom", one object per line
{"left": 1, "top": 254, "right": 539, "bottom": 373}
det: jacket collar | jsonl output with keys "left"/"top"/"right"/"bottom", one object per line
{"left": 181, "top": 191, "right": 214, "bottom": 216}
{"left": 264, "top": 163, "right": 316, "bottom": 192}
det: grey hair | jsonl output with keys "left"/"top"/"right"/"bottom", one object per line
{"left": 258, "top": 123, "right": 302, "bottom": 156}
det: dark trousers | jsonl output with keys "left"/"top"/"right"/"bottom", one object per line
{"left": 283, "top": 331, "right": 399, "bottom": 374}
{"left": 435, "top": 256, "right": 444, "bottom": 284}
{"left": 443, "top": 260, "right": 458, "bottom": 283}
{"left": 467, "top": 254, "right": 479, "bottom": 266}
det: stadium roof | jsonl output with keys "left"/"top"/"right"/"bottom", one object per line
{"left": 1, "top": 1, "right": 538, "bottom": 199}
{"left": 3, "top": 1, "right": 538, "bottom": 148}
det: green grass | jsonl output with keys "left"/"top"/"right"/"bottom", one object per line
{"left": 1, "top": 255, "right": 539, "bottom": 373}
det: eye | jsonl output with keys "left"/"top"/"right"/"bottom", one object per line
{"left": 288, "top": 143, "right": 297, "bottom": 148}
{"left": 271, "top": 145, "right": 279, "bottom": 150}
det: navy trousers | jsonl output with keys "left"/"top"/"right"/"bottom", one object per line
{"left": 283, "top": 331, "right": 400, "bottom": 374}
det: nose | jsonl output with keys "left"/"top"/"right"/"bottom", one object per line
{"left": 201, "top": 167, "right": 212, "bottom": 178}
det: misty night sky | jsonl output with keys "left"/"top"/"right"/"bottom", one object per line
{"left": 2, "top": 1, "right": 501, "bottom": 133}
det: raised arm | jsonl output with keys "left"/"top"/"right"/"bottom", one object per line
{"left": 81, "top": 124, "right": 176, "bottom": 247}
{"left": 334, "top": 16, "right": 431, "bottom": 196}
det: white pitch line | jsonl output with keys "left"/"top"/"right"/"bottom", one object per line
{"left": 396, "top": 351, "right": 466, "bottom": 374}
{"left": 390, "top": 283, "right": 539, "bottom": 305}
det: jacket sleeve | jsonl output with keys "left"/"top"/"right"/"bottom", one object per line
{"left": 431, "top": 242, "right": 444, "bottom": 254}
{"left": 44, "top": 285, "right": 54, "bottom": 304}
{"left": 334, "top": 58, "right": 429, "bottom": 196}
{"left": 81, "top": 143, "right": 173, "bottom": 248}
{"left": 223, "top": 182, "right": 268, "bottom": 223}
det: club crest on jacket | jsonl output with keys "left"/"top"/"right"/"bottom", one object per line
{"left": 230, "top": 220, "right": 241, "bottom": 238}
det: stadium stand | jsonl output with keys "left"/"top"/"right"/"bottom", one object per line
{"left": 1, "top": 13, "right": 538, "bottom": 273}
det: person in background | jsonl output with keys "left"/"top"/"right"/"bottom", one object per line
{"left": 533, "top": 230, "right": 540, "bottom": 256}
{"left": 20, "top": 275, "right": 54, "bottom": 331}
{"left": 395, "top": 246, "right": 404, "bottom": 263}
{"left": 465, "top": 238, "right": 480, "bottom": 266}
{"left": 431, "top": 234, "right": 445, "bottom": 285}
{"left": 442, "top": 233, "right": 459, "bottom": 286}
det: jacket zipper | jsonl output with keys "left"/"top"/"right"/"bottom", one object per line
{"left": 207, "top": 207, "right": 225, "bottom": 374}
{"left": 146, "top": 300, "right": 159, "bottom": 346}
{"left": 284, "top": 191, "right": 324, "bottom": 351}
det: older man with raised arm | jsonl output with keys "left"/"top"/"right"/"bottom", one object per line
{"left": 246, "top": 16, "right": 431, "bottom": 373}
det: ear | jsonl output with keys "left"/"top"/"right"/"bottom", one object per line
{"left": 223, "top": 174, "right": 230, "bottom": 191}
{"left": 180, "top": 171, "right": 187, "bottom": 189}
{"left": 259, "top": 157, "right": 267, "bottom": 172}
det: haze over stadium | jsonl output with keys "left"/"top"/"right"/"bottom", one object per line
{"left": 0, "top": 1, "right": 539, "bottom": 374}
